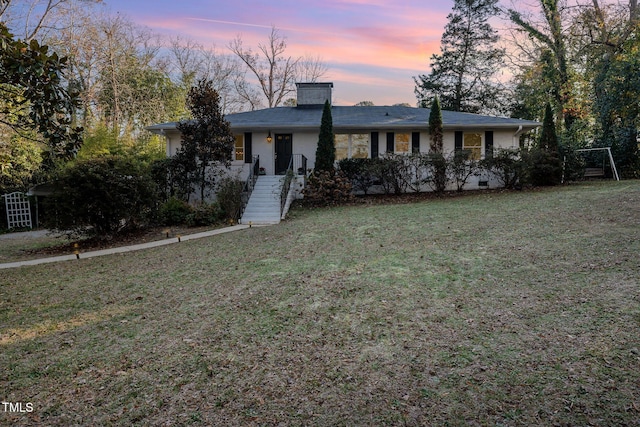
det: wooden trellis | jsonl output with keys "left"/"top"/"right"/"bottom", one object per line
{"left": 4, "top": 192, "right": 32, "bottom": 229}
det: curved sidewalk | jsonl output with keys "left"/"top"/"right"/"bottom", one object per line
{"left": 0, "top": 224, "right": 253, "bottom": 269}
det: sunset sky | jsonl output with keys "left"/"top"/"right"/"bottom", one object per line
{"left": 101, "top": 0, "right": 456, "bottom": 106}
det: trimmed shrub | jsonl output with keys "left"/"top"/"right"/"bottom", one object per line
{"left": 314, "top": 100, "right": 336, "bottom": 172}
{"left": 186, "top": 203, "right": 222, "bottom": 226}
{"left": 159, "top": 197, "right": 193, "bottom": 226}
{"left": 403, "top": 153, "right": 428, "bottom": 193}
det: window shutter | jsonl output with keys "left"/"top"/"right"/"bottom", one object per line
{"left": 485, "top": 131, "right": 494, "bottom": 158}
{"left": 455, "top": 131, "right": 463, "bottom": 152}
{"left": 386, "top": 132, "right": 394, "bottom": 153}
{"left": 371, "top": 132, "right": 379, "bottom": 158}
{"left": 244, "top": 132, "right": 252, "bottom": 163}
{"left": 412, "top": 132, "right": 420, "bottom": 153}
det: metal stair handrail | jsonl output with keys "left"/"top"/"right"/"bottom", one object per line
{"left": 279, "top": 154, "right": 307, "bottom": 217}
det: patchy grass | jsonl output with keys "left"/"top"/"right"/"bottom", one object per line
{"left": 1, "top": 180, "right": 640, "bottom": 426}
{"left": 0, "top": 231, "right": 68, "bottom": 263}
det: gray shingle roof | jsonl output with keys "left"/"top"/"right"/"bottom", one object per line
{"left": 147, "top": 105, "right": 540, "bottom": 133}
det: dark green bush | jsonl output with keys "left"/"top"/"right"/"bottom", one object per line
{"left": 529, "top": 147, "right": 562, "bottom": 186}
{"left": 186, "top": 203, "right": 222, "bottom": 226}
{"left": 44, "top": 156, "right": 159, "bottom": 237}
{"left": 159, "top": 197, "right": 193, "bottom": 226}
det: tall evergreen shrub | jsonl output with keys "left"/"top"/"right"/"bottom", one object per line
{"left": 531, "top": 103, "right": 562, "bottom": 186}
{"left": 314, "top": 100, "right": 335, "bottom": 172}
{"left": 428, "top": 96, "right": 444, "bottom": 153}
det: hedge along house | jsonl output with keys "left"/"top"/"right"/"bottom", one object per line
{"left": 147, "top": 83, "right": 540, "bottom": 223}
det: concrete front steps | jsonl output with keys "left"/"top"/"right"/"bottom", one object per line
{"left": 240, "top": 175, "right": 284, "bottom": 225}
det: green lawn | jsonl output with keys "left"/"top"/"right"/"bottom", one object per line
{"left": 1, "top": 181, "right": 639, "bottom": 426}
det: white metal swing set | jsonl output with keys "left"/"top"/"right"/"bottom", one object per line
{"left": 562, "top": 147, "right": 620, "bottom": 183}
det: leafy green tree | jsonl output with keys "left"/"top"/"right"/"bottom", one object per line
{"left": 428, "top": 96, "right": 443, "bottom": 153}
{"left": 414, "top": 0, "right": 504, "bottom": 113}
{"left": 592, "top": 43, "right": 640, "bottom": 177}
{"left": 509, "top": 51, "right": 559, "bottom": 122}
{"left": 74, "top": 122, "right": 164, "bottom": 165}
{"left": 314, "top": 100, "right": 335, "bottom": 172}
{"left": 580, "top": 2, "right": 640, "bottom": 178}
{"left": 175, "top": 79, "right": 234, "bottom": 202}
{"left": 508, "top": 0, "right": 577, "bottom": 131}
{"left": 0, "top": 23, "right": 83, "bottom": 165}
{"left": 0, "top": 133, "right": 42, "bottom": 193}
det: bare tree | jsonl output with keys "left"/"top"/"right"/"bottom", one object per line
{"left": 42, "top": 2, "right": 102, "bottom": 128}
{"left": 229, "top": 26, "right": 328, "bottom": 108}
{"left": 168, "top": 35, "right": 205, "bottom": 88}
{"left": 0, "top": 0, "right": 101, "bottom": 41}
{"left": 297, "top": 53, "right": 329, "bottom": 83}
{"left": 166, "top": 36, "right": 249, "bottom": 113}
{"left": 229, "top": 27, "right": 298, "bottom": 108}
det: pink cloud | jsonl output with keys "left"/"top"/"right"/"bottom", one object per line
{"left": 105, "top": 0, "right": 452, "bottom": 105}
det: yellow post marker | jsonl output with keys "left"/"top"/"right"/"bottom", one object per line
{"left": 73, "top": 243, "right": 80, "bottom": 259}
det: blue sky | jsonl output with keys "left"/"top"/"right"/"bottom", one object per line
{"left": 100, "top": 0, "right": 454, "bottom": 106}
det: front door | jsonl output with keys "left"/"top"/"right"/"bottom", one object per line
{"left": 275, "top": 134, "right": 292, "bottom": 175}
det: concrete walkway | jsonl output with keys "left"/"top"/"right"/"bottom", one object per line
{"left": 0, "top": 229, "right": 50, "bottom": 240}
{"left": 0, "top": 224, "right": 256, "bottom": 269}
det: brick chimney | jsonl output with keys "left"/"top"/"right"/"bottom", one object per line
{"left": 295, "top": 82, "right": 333, "bottom": 108}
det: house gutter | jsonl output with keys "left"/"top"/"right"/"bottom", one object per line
{"left": 514, "top": 125, "right": 524, "bottom": 138}
{"left": 512, "top": 125, "right": 524, "bottom": 148}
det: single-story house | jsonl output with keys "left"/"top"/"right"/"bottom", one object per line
{"left": 147, "top": 82, "right": 540, "bottom": 191}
